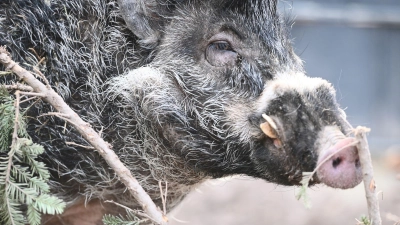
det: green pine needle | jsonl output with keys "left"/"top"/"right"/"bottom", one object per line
{"left": 29, "top": 177, "right": 50, "bottom": 193}
{"left": 103, "top": 211, "right": 141, "bottom": 225}
{"left": 7, "top": 182, "right": 36, "bottom": 205}
{"left": 358, "top": 215, "right": 371, "bottom": 225}
{"left": 27, "top": 204, "right": 41, "bottom": 225}
{"left": 34, "top": 194, "right": 66, "bottom": 215}
{"left": 0, "top": 197, "right": 26, "bottom": 225}
{"left": 0, "top": 89, "right": 66, "bottom": 224}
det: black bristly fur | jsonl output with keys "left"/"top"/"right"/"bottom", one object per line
{"left": 0, "top": 0, "right": 351, "bottom": 220}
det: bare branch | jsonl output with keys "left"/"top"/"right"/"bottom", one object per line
{"left": 0, "top": 46, "right": 168, "bottom": 225}
{"left": 355, "top": 126, "right": 382, "bottom": 225}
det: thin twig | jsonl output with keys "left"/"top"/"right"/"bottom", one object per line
{"left": 0, "top": 46, "right": 168, "bottom": 225}
{"left": 33, "top": 67, "right": 50, "bottom": 88}
{"left": 20, "top": 96, "right": 40, "bottom": 104}
{"left": 65, "top": 142, "right": 95, "bottom": 150}
{"left": 28, "top": 48, "right": 41, "bottom": 61}
{"left": 4, "top": 90, "right": 21, "bottom": 225}
{"left": 10, "top": 90, "right": 20, "bottom": 154}
{"left": 355, "top": 126, "right": 382, "bottom": 225}
{"left": 164, "top": 181, "right": 168, "bottom": 211}
{"left": 98, "top": 126, "right": 104, "bottom": 138}
{"left": 104, "top": 200, "right": 153, "bottom": 223}
{"left": 159, "top": 181, "right": 168, "bottom": 216}
{"left": 0, "top": 71, "right": 12, "bottom": 75}
{"left": 19, "top": 91, "right": 45, "bottom": 97}
{"left": 36, "top": 57, "right": 46, "bottom": 66}
{"left": 2, "top": 83, "right": 34, "bottom": 92}
{"left": 38, "top": 112, "right": 71, "bottom": 119}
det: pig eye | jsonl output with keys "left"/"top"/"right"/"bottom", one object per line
{"left": 211, "top": 41, "right": 232, "bottom": 51}
{"left": 206, "top": 41, "right": 238, "bottom": 67}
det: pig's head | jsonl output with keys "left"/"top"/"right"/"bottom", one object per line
{"left": 113, "top": 0, "right": 362, "bottom": 189}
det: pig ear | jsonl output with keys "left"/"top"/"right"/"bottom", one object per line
{"left": 118, "top": 0, "right": 177, "bottom": 48}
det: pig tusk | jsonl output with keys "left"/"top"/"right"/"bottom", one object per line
{"left": 262, "top": 114, "right": 278, "bottom": 131}
{"left": 260, "top": 114, "right": 279, "bottom": 139}
{"left": 260, "top": 122, "right": 277, "bottom": 139}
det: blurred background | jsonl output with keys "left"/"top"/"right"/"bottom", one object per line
{"left": 169, "top": 1, "right": 400, "bottom": 224}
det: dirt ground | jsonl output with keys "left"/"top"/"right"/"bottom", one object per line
{"left": 168, "top": 155, "right": 400, "bottom": 225}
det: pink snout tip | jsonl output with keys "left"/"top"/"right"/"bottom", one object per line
{"left": 316, "top": 137, "right": 363, "bottom": 189}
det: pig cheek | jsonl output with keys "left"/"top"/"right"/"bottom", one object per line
{"left": 252, "top": 143, "right": 289, "bottom": 179}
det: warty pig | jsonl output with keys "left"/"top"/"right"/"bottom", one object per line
{"left": 0, "top": 0, "right": 362, "bottom": 224}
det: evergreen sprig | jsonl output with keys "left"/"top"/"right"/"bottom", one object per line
{"left": 0, "top": 88, "right": 66, "bottom": 225}
{"left": 103, "top": 210, "right": 142, "bottom": 225}
{"left": 296, "top": 171, "right": 313, "bottom": 209}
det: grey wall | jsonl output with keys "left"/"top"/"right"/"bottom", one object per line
{"left": 281, "top": 1, "right": 400, "bottom": 152}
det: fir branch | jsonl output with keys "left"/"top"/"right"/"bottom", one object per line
{"left": 0, "top": 89, "right": 15, "bottom": 152}
{"left": 7, "top": 181, "right": 36, "bottom": 205}
{"left": 11, "top": 165, "right": 30, "bottom": 183}
{"left": 104, "top": 200, "right": 153, "bottom": 222}
{"left": 0, "top": 88, "right": 65, "bottom": 224}
{"left": 27, "top": 204, "right": 41, "bottom": 225}
{"left": 28, "top": 177, "right": 50, "bottom": 193}
{"left": 20, "top": 139, "right": 50, "bottom": 180}
{"left": 1, "top": 197, "right": 25, "bottom": 225}
{"left": 34, "top": 194, "right": 65, "bottom": 215}
{"left": 2, "top": 90, "right": 22, "bottom": 224}
{"left": 103, "top": 210, "right": 143, "bottom": 225}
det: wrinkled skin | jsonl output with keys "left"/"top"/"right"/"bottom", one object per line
{"left": 0, "top": 0, "right": 362, "bottom": 224}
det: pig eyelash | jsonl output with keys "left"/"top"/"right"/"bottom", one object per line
{"left": 209, "top": 41, "right": 234, "bottom": 52}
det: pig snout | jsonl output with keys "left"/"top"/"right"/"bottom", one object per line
{"left": 316, "top": 128, "right": 363, "bottom": 189}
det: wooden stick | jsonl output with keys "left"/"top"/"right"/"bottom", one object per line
{"left": 354, "top": 126, "right": 382, "bottom": 225}
{"left": 0, "top": 47, "right": 168, "bottom": 225}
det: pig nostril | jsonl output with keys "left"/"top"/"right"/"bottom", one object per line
{"left": 332, "top": 157, "right": 342, "bottom": 168}
{"left": 355, "top": 158, "right": 360, "bottom": 168}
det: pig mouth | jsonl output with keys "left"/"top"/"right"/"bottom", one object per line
{"left": 260, "top": 116, "right": 363, "bottom": 189}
